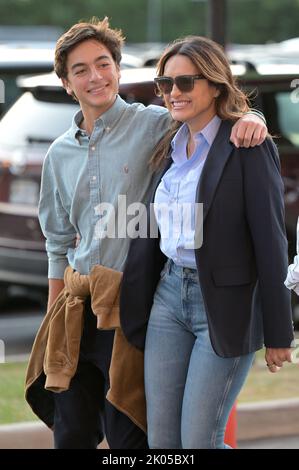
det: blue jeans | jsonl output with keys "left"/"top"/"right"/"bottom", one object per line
{"left": 144, "top": 260, "right": 255, "bottom": 449}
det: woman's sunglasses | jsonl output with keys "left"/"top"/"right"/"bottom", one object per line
{"left": 154, "top": 74, "right": 205, "bottom": 95}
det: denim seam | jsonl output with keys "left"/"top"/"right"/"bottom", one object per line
{"left": 211, "top": 356, "right": 241, "bottom": 449}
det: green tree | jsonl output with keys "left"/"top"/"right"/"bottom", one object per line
{"left": 0, "top": 0, "right": 299, "bottom": 44}
{"left": 229, "top": 0, "right": 299, "bottom": 43}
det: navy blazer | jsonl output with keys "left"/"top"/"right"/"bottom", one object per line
{"left": 120, "top": 120, "right": 294, "bottom": 357}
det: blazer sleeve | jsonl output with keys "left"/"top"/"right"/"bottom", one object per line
{"left": 241, "top": 138, "right": 294, "bottom": 348}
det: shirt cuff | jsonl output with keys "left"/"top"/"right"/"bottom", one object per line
{"left": 284, "top": 277, "right": 299, "bottom": 296}
{"left": 48, "top": 259, "right": 69, "bottom": 279}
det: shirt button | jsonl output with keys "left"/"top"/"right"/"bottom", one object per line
{"left": 92, "top": 176, "right": 97, "bottom": 181}
{"left": 106, "top": 127, "right": 111, "bottom": 132}
{"left": 91, "top": 146, "right": 96, "bottom": 151}
{"left": 123, "top": 165, "right": 129, "bottom": 173}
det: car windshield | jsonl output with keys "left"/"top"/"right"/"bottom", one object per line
{"left": 275, "top": 91, "right": 299, "bottom": 147}
{"left": 260, "top": 87, "right": 299, "bottom": 148}
{"left": 0, "top": 91, "right": 79, "bottom": 150}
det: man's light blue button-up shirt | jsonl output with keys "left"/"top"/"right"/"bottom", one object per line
{"left": 39, "top": 95, "right": 170, "bottom": 278}
{"left": 154, "top": 115, "right": 221, "bottom": 268}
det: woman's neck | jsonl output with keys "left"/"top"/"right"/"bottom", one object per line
{"left": 185, "top": 112, "right": 217, "bottom": 158}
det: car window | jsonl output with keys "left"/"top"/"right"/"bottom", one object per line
{"left": 0, "top": 91, "right": 78, "bottom": 149}
{"left": 0, "top": 72, "right": 24, "bottom": 113}
{"left": 275, "top": 92, "right": 299, "bottom": 147}
{"left": 261, "top": 89, "right": 299, "bottom": 148}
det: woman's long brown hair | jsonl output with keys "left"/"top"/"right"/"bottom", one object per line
{"left": 150, "top": 36, "right": 250, "bottom": 170}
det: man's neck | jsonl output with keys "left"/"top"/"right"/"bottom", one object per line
{"left": 80, "top": 117, "right": 93, "bottom": 136}
{"left": 80, "top": 112, "right": 101, "bottom": 135}
{"left": 80, "top": 97, "right": 117, "bottom": 135}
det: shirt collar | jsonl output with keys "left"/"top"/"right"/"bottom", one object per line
{"left": 70, "top": 95, "right": 128, "bottom": 142}
{"left": 170, "top": 115, "right": 221, "bottom": 166}
{"left": 171, "top": 114, "right": 221, "bottom": 151}
{"left": 199, "top": 114, "right": 222, "bottom": 146}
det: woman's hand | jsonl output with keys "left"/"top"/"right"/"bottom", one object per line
{"left": 230, "top": 113, "right": 268, "bottom": 148}
{"left": 265, "top": 347, "right": 293, "bottom": 373}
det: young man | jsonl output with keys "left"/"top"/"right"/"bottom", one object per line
{"left": 28, "top": 18, "right": 267, "bottom": 449}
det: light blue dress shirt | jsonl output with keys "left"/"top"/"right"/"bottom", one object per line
{"left": 285, "top": 217, "right": 299, "bottom": 295}
{"left": 39, "top": 95, "right": 170, "bottom": 278}
{"left": 154, "top": 115, "right": 221, "bottom": 268}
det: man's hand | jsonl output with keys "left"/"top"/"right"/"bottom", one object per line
{"left": 265, "top": 347, "right": 293, "bottom": 373}
{"left": 230, "top": 113, "right": 268, "bottom": 148}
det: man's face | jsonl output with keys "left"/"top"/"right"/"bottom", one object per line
{"left": 62, "top": 39, "right": 121, "bottom": 116}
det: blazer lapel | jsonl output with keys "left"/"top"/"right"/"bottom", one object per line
{"left": 196, "top": 120, "right": 234, "bottom": 223}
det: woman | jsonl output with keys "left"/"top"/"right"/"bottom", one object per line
{"left": 120, "top": 36, "right": 294, "bottom": 449}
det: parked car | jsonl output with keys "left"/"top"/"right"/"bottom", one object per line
{"left": 0, "top": 44, "right": 55, "bottom": 117}
{"left": 0, "top": 63, "right": 298, "bottom": 315}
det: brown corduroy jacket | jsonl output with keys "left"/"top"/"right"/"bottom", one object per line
{"left": 25, "top": 264, "right": 146, "bottom": 433}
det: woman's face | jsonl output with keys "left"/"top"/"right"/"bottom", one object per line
{"left": 162, "top": 54, "right": 219, "bottom": 132}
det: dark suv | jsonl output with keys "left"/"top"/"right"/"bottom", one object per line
{"left": 0, "top": 64, "right": 298, "bottom": 311}
{"left": 0, "top": 43, "right": 55, "bottom": 117}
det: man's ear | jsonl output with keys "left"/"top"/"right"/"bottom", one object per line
{"left": 61, "top": 78, "right": 72, "bottom": 96}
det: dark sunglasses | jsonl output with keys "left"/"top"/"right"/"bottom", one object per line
{"left": 154, "top": 74, "right": 205, "bottom": 95}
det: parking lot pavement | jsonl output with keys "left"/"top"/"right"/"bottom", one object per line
{"left": 1, "top": 421, "right": 299, "bottom": 449}
{"left": 238, "top": 435, "right": 299, "bottom": 449}
{"left": 0, "top": 289, "right": 45, "bottom": 359}
{"left": 0, "top": 422, "right": 108, "bottom": 449}
{"left": 1, "top": 409, "right": 299, "bottom": 449}
{"left": 237, "top": 398, "right": 299, "bottom": 442}
{"left": 0, "top": 311, "right": 43, "bottom": 359}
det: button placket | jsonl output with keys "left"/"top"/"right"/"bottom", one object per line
{"left": 88, "top": 133, "right": 102, "bottom": 268}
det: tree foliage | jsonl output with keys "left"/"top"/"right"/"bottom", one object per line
{"left": 0, "top": 0, "right": 298, "bottom": 44}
